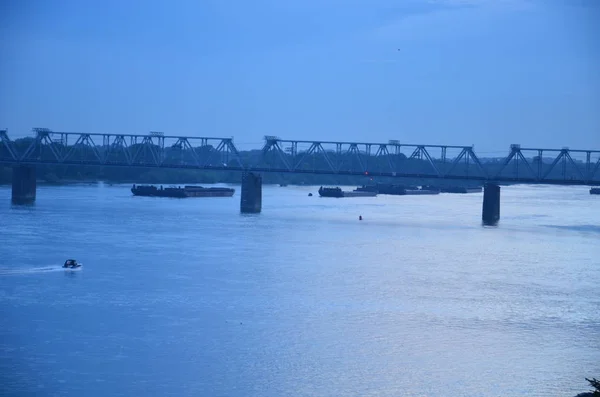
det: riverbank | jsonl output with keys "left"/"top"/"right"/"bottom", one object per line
{"left": 0, "top": 165, "right": 486, "bottom": 188}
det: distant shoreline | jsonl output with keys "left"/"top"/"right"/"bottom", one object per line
{"left": 0, "top": 174, "right": 487, "bottom": 188}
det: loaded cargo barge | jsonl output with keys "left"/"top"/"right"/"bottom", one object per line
{"left": 318, "top": 186, "right": 377, "bottom": 198}
{"left": 591, "top": 188, "right": 600, "bottom": 195}
{"left": 440, "top": 186, "right": 482, "bottom": 193}
{"left": 357, "top": 183, "right": 482, "bottom": 195}
{"left": 131, "top": 184, "right": 235, "bottom": 198}
{"left": 356, "top": 184, "right": 440, "bottom": 195}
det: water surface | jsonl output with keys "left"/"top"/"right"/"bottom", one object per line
{"left": 1, "top": 183, "right": 598, "bottom": 397}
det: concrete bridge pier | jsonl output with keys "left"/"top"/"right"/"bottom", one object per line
{"left": 240, "top": 172, "right": 262, "bottom": 213}
{"left": 482, "top": 183, "right": 500, "bottom": 226}
{"left": 12, "top": 165, "right": 37, "bottom": 204}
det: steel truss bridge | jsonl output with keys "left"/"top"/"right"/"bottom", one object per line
{"left": 1, "top": 128, "right": 600, "bottom": 185}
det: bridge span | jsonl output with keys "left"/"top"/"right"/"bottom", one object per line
{"left": 2, "top": 128, "right": 599, "bottom": 225}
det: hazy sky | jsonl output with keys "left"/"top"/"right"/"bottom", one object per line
{"left": 1, "top": 0, "right": 598, "bottom": 153}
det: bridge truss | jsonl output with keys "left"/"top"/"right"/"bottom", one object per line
{"left": 0, "top": 128, "right": 244, "bottom": 170}
{"left": 1, "top": 129, "right": 599, "bottom": 185}
{"left": 259, "top": 137, "right": 600, "bottom": 185}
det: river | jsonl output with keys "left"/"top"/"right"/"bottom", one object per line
{"left": 0, "top": 183, "right": 598, "bottom": 397}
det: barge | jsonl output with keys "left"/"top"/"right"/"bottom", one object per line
{"left": 355, "top": 184, "right": 440, "bottom": 195}
{"left": 404, "top": 188, "right": 440, "bottom": 195}
{"left": 131, "top": 184, "right": 235, "bottom": 198}
{"left": 318, "top": 186, "right": 377, "bottom": 198}
{"left": 440, "top": 186, "right": 482, "bottom": 193}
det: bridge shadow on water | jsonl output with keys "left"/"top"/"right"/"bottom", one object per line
{"left": 9, "top": 201, "right": 36, "bottom": 210}
{"left": 481, "top": 223, "right": 500, "bottom": 228}
{"left": 239, "top": 212, "right": 261, "bottom": 218}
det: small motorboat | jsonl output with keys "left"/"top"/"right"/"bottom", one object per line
{"left": 63, "top": 259, "right": 82, "bottom": 269}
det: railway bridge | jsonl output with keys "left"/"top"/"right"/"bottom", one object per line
{"left": 2, "top": 128, "right": 599, "bottom": 225}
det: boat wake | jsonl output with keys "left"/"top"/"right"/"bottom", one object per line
{"left": 0, "top": 265, "right": 80, "bottom": 276}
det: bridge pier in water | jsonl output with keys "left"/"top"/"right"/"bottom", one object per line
{"left": 240, "top": 172, "right": 262, "bottom": 213}
{"left": 482, "top": 183, "right": 500, "bottom": 226}
{"left": 12, "top": 165, "right": 36, "bottom": 204}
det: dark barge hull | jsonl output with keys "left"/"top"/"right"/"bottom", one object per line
{"left": 318, "top": 186, "right": 377, "bottom": 197}
{"left": 355, "top": 184, "right": 440, "bottom": 195}
{"left": 131, "top": 185, "right": 235, "bottom": 198}
{"left": 318, "top": 187, "right": 344, "bottom": 198}
{"left": 357, "top": 183, "right": 478, "bottom": 195}
{"left": 440, "top": 187, "right": 482, "bottom": 194}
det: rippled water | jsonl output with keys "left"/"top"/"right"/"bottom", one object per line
{"left": 0, "top": 183, "right": 598, "bottom": 397}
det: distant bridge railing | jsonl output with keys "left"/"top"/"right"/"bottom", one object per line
{"left": 1, "top": 128, "right": 600, "bottom": 185}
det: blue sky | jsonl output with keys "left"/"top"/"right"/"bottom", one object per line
{"left": 1, "top": 0, "right": 598, "bottom": 153}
